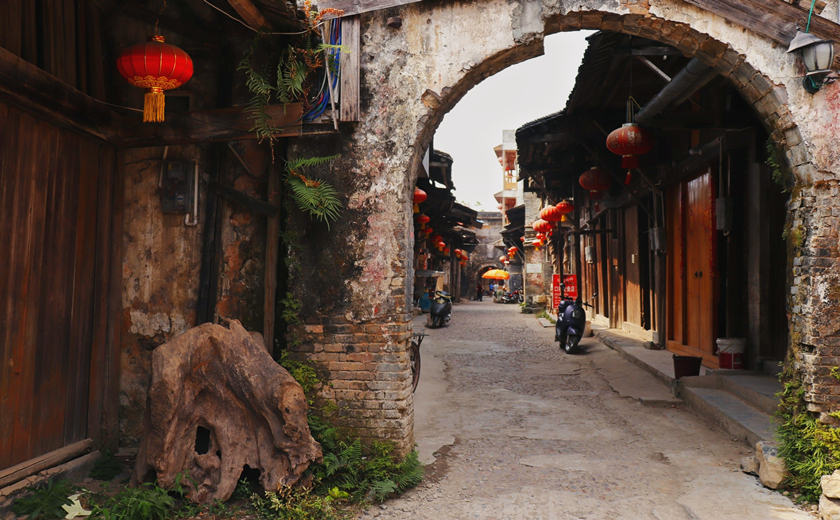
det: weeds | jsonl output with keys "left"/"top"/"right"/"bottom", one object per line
{"left": 249, "top": 486, "right": 344, "bottom": 520}
{"left": 308, "top": 416, "right": 423, "bottom": 503}
{"left": 11, "top": 479, "right": 76, "bottom": 520}
{"left": 536, "top": 309, "right": 556, "bottom": 324}
{"left": 88, "top": 482, "right": 175, "bottom": 520}
{"left": 777, "top": 376, "right": 840, "bottom": 502}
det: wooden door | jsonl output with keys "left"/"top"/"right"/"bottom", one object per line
{"left": 667, "top": 169, "right": 718, "bottom": 366}
{"left": 624, "top": 206, "right": 642, "bottom": 326}
{"left": 0, "top": 102, "right": 116, "bottom": 469}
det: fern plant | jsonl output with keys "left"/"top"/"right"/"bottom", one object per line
{"left": 11, "top": 479, "right": 76, "bottom": 520}
{"left": 285, "top": 155, "right": 342, "bottom": 227}
{"left": 89, "top": 482, "right": 175, "bottom": 520}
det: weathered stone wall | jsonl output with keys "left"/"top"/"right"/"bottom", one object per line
{"left": 295, "top": 0, "right": 840, "bottom": 451}
{"left": 120, "top": 145, "right": 205, "bottom": 448}
{"left": 119, "top": 142, "right": 272, "bottom": 449}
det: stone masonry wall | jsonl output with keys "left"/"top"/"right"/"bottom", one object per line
{"left": 302, "top": 0, "right": 840, "bottom": 451}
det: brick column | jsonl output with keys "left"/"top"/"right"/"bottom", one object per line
{"left": 789, "top": 179, "right": 840, "bottom": 424}
{"left": 290, "top": 314, "right": 415, "bottom": 451}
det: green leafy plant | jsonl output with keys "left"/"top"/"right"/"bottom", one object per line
{"left": 11, "top": 479, "right": 76, "bottom": 520}
{"left": 279, "top": 350, "right": 322, "bottom": 403}
{"left": 249, "top": 485, "right": 343, "bottom": 520}
{"left": 309, "top": 437, "right": 423, "bottom": 503}
{"left": 285, "top": 156, "right": 342, "bottom": 227}
{"left": 89, "top": 450, "right": 124, "bottom": 481}
{"left": 766, "top": 138, "right": 792, "bottom": 193}
{"left": 536, "top": 309, "right": 556, "bottom": 324}
{"left": 777, "top": 376, "right": 840, "bottom": 502}
{"left": 89, "top": 482, "right": 175, "bottom": 520}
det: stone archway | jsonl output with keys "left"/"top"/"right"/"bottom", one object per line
{"left": 291, "top": 1, "right": 840, "bottom": 452}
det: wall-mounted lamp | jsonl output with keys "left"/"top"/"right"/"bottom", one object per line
{"left": 787, "top": 30, "right": 836, "bottom": 93}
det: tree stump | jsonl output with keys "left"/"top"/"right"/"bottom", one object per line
{"left": 133, "top": 320, "right": 322, "bottom": 503}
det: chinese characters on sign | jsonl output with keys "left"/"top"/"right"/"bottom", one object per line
{"left": 563, "top": 274, "right": 578, "bottom": 299}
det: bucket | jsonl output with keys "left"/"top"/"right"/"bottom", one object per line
{"left": 673, "top": 355, "right": 703, "bottom": 379}
{"left": 717, "top": 338, "right": 746, "bottom": 369}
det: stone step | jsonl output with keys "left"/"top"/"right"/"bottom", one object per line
{"left": 715, "top": 373, "right": 781, "bottom": 416}
{"left": 677, "top": 385, "right": 776, "bottom": 446}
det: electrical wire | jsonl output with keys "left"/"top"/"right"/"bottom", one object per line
{"left": 200, "top": 0, "right": 326, "bottom": 35}
{"left": 303, "top": 18, "right": 341, "bottom": 122}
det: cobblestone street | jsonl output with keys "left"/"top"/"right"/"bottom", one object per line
{"left": 357, "top": 301, "right": 813, "bottom": 520}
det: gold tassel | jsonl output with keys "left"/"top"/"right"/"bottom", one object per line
{"left": 143, "top": 88, "right": 166, "bottom": 123}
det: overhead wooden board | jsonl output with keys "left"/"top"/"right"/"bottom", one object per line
{"left": 317, "top": 0, "right": 421, "bottom": 18}
{"left": 681, "top": 0, "right": 840, "bottom": 45}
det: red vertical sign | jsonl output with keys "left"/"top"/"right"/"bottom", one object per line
{"left": 563, "top": 274, "right": 578, "bottom": 299}
{"left": 552, "top": 274, "right": 561, "bottom": 309}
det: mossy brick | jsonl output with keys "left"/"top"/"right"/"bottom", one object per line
{"left": 326, "top": 361, "right": 367, "bottom": 372}
{"left": 331, "top": 370, "right": 376, "bottom": 381}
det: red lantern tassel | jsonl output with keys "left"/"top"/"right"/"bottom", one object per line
{"left": 144, "top": 87, "right": 166, "bottom": 123}
{"left": 621, "top": 155, "right": 639, "bottom": 169}
{"left": 624, "top": 171, "right": 632, "bottom": 185}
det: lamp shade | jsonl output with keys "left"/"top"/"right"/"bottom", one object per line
{"left": 788, "top": 30, "right": 835, "bottom": 74}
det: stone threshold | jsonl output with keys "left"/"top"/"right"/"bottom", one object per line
{"left": 593, "top": 326, "right": 780, "bottom": 447}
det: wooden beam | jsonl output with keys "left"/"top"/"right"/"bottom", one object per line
{"left": 317, "top": 0, "right": 421, "bottom": 18}
{"left": 682, "top": 0, "right": 840, "bottom": 46}
{"left": 340, "top": 16, "right": 361, "bottom": 121}
{"left": 116, "top": 103, "right": 305, "bottom": 147}
{"left": 0, "top": 439, "right": 94, "bottom": 487}
{"left": 227, "top": 0, "right": 272, "bottom": 30}
{"left": 0, "top": 45, "right": 117, "bottom": 141}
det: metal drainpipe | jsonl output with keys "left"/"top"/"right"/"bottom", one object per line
{"left": 635, "top": 58, "right": 717, "bottom": 125}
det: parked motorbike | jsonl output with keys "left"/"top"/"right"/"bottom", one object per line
{"left": 429, "top": 291, "right": 452, "bottom": 328}
{"left": 500, "top": 290, "right": 523, "bottom": 304}
{"left": 555, "top": 298, "right": 589, "bottom": 353}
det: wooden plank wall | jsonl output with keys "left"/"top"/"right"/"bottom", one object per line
{"left": 0, "top": 101, "right": 117, "bottom": 469}
{"left": 0, "top": 0, "right": 106, "bottom": 98}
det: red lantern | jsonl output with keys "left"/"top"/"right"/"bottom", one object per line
{"left": 413, "top": 187, "right": 427, "bottom": 204}
{"left": 417, "top": 214, "right": 430, "bottom": 228}
{"left": 579, "top": 167, "right": 611, "bottom": 198}
{"left": 556, "top": 201, "right": 573, "bottom": 215}
{"left": 444, "top": 247, "right": 450, "bottom": 255}
{"left": 509, "top": 246, "right": 518, "bottom": 254}
{"left": 499, "top": 256, "right": 507, "bottom": 263}
{"left": 520, "top": 236, "right": 525, "bottom": 242}
{"left": 536, "top": 232, "right": 546, "bottom": 241}
{"left": 532, "top": 219, "right": 551, "bottom": 233}
{"left": 606, "top": 123, "right": 653, "bottom": 184}
{"left": 117, "top": 35, "right": 194, "bottom": 123}
{"left": 539, "top": 206, "right": 554, "bottom": 222}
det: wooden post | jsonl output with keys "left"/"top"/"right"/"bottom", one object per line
{"left": 339, "top": 16, "right": 360, "bottom": 122}
{"left": 263, "top": 164, "right": 281, "bottom": 352}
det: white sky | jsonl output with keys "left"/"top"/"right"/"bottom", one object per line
{"left": 434, "top": 31, "right": 594, "bottom": 211}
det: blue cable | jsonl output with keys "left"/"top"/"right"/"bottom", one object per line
{"left": 303, "top": 18, "right": 341, "bottom": 121}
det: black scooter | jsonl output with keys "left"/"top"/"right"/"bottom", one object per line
{"left": 555, "top": 297, "right": 588, "bottom": 353}
{"left": 429, "top": 291, "right": 452, "bottom": 328}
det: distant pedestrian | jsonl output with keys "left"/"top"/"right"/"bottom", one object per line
{"left": 476, "top": 281, "right": 483, "bottom": 301}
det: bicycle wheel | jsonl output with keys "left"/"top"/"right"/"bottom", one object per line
{"left": 410, "top": 340, "right": 421, "bottom": 392}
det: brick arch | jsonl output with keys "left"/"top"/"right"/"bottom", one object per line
{"left": 292, "top": 1, "right": 839, "bottom": 454}
{"left": 408, "top": 11, "right": 810, "bottom": 187}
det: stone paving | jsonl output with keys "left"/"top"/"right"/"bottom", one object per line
{"left": 356, "top": 300, "right": 815, "bottom": 520}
